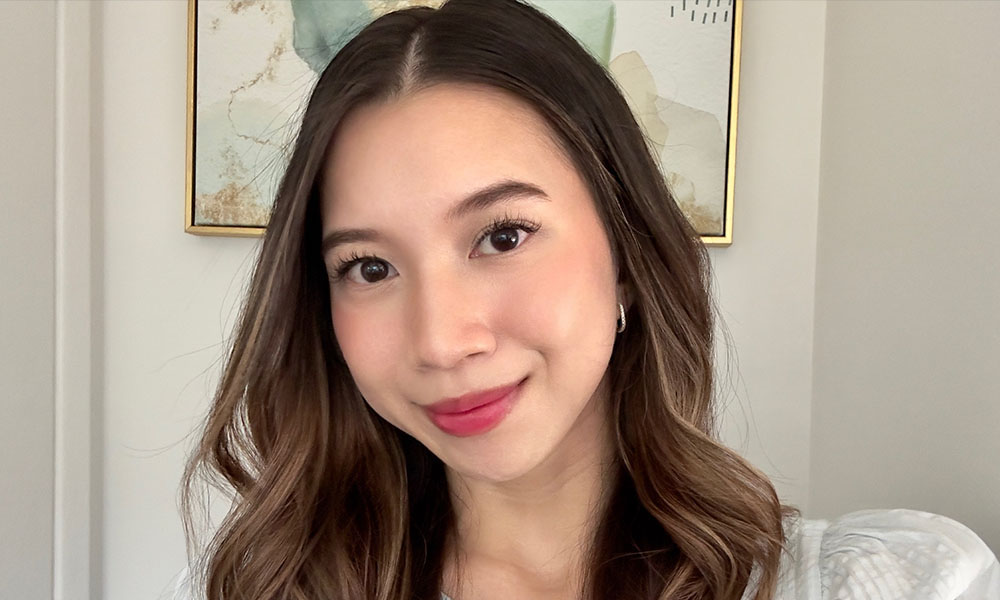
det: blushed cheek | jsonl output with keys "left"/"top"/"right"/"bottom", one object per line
{"left": 330, "top": 303, "right": 415, "bottom": 434}
{"left": 330, "top": 302, "right": 401, "bottom": 395}
{"left": 497, "top": 237, "right": 618, "bottom": 356}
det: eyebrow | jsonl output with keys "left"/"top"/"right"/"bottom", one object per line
{"left": 320, "top": 179, "right": 549, "bottom": 256}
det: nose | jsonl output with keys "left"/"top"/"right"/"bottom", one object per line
{"left": 407, "top": 267, "right": 497, "bottom": 371}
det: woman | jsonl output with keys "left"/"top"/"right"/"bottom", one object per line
{"left": 179, "top": 1, "right": 999, "bottom": 598}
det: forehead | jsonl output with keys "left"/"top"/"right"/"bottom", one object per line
{"left": 320, "top": 83, "right": 575, "bottom": 223}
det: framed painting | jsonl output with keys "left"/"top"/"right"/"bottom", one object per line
{"left": 185, "top": 0, "right": 742, "bottom": 245}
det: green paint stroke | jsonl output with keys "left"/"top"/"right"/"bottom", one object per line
{"left": 289, "top": 0, "right": 616, "bottom": 74}
{"left": 533, "top": 1, "right": 615, "bottom": 66}
{"left": 290, "top": 0, "right": 371, "bottom": 74}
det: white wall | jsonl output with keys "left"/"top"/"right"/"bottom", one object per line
{"left": 0, "top": 2, "right": 56, "bottom": 598}
{"left": 711, "top": 0, "right": 826, "bottom": 509}
{"left": 99, "top": 2, "right": 259, "bottom": 598}
{"left": 810, "top": 0, "right": 1000, "bottom": 551}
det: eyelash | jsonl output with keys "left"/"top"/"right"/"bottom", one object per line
{"left": 330, "top": 212, "right": 541, "bottom": 283}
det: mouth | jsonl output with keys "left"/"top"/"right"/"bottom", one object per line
{"left": 424, "top": 377, "right": 526, "bottom": 437}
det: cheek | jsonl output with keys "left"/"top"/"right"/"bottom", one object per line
{"left": 330, "top": 300, "right": 404, "bottom": 411}
{"left": 331, "top": 302, "right": 380, "bottom": 367}
{"left": 497, "top": 233, "right": 618, "bottom": 357}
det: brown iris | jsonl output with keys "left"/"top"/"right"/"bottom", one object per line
{"left": 361, "top": 260, "right": 389, "bottom": 282}
{"left": 490, "top": 228, "right": 520, "bottom": 252}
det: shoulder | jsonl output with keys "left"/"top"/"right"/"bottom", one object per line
{"left": 771, "top": 509, "right": 1000, "bottom": 600}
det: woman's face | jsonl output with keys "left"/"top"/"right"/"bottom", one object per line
{"left": 321, "top": 83, "right": 620, "bottom": 483}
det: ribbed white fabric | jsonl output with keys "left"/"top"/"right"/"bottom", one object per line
{"left": 765, "top": 509, "right": 1000, "bottom": 600}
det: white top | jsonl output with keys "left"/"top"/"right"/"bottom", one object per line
{"left": 174, "top": 509, "right": 999, "bottom": 600}
{"left": 753, "top": 508, "right": 999, "bottom": 599}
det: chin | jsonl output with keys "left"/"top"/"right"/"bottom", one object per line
{"left": 444, "top": 446, "right": 549, "bottom": 484}
{"left": 434, "top": 419, "right": 564, "bottom": 484}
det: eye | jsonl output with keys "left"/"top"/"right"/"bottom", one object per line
{"left": 333, "top": 254, "right": 398, "bottom": 285}
{"left": 473, "top": 217, "right": 540, "bottom": 257}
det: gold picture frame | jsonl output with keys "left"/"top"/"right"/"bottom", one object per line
{"left": 184, "top": 0, "right": 264, "bottom": 237}
{"left": 185, "top": 0, "right": 742, "bottom": 246}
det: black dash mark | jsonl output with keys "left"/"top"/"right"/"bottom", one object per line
{"left": 702, "top": 13, "right": 707, "bottom": 23}
{"left": 723, "top": 10, "right": 728, "bottom": 22}
{"left": 691, "top": 10, "right": 695, "bottom": 21}
{"left": 671, "top": 5, "right": 674, "bottom": 17}
{"left": 713, "top": 12, "right": 717, "bottom": 23}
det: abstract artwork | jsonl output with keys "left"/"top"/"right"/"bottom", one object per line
{"left": 186, "top": 0, "right": 742, "bottom": 245}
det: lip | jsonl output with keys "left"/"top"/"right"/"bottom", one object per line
{"left": 424, "top": 378, "right": 525, "bottom": 437}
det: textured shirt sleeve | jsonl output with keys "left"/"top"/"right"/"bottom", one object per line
{"left": 816, "top": 509, "right": 999, "bottom": 599}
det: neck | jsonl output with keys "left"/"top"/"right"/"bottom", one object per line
{"left": 443, "top": 379, "right": 615, "bottom": 598}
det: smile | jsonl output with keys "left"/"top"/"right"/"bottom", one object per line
{"left": 424, "top": 378, "right": 526, "bottom": 437}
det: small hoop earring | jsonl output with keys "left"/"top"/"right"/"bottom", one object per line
{"left": 616, "top": 302, "right": 626, "bottom": 334}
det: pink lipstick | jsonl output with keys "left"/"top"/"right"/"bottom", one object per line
{"left": 425, "top": 378, "right": 524, "bottom": 437}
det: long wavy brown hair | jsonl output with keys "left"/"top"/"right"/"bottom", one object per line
{"left": 181, "top": 1, "right": 795, "bottom": 598}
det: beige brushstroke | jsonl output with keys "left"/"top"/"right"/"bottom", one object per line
{"left": 227, "top": 0, "right": 279, "bottom": 24}
{"left": 225, "top": 32, "right": 288, "bottom": 149}
{"left": 227, "top": 0, "right": 255, "bottom": 15}
{"left": 196, "top": 182, "right": 270, "bottom": 227}
{"left": 196, "top": 141, "right": 269, "bottom": 226}
{"left": 609, "top": 51, "right": 725, "bottom": 236}
{"left": 365, "top": 0, "right": 446, "bottom": 19}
